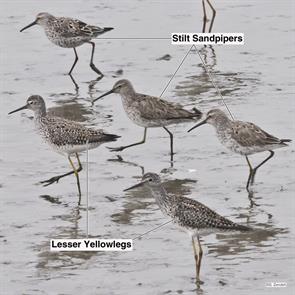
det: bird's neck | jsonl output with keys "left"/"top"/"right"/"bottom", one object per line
{"left": 119, "top": 88, "right": 137, "bottom": 105}
{"left": 149, "top": 185, "right": 172, "bottom": 213}
{"left": 213, "top": 116, "right": 232, "bottom": 132}
{"left": 34, "top": 108, "right": 47, "bottom": 121}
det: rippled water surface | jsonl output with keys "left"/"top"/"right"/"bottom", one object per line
{"left": 1, "top": 0, "right": 295, "bottom": 294}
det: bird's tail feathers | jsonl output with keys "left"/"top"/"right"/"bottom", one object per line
{"left": 102, "top": 133, "right": 120, "bottom": 142}
{"left": 280, "top": 138, "right": 292, "bottom": 145}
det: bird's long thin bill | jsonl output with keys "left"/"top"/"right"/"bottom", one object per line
{"left": 20, "top": 20, "right": 37, "bottom": 32}
{"left": 8, "top": 104, "right": 28, "bottom": 115}
{"left": 187, "top": 119, "right": 207, "bottom": 132}
{"left": 92, "top": 89, "right": 114, "bottom": 103}
{"left": 124, "top": 180, "right": 148, "bottom": 192}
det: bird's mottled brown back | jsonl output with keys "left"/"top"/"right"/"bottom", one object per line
{"left": 134, "top": 93, "right": 198, "bottom": 121}
{"left": 170, "top": 196, "right": 249, "bottom": 231}
{"left": 230, "top": 121, "right": 283, "bottom": 147}
{"left": 38, "top": 116, "right": 116, "bottom": 146}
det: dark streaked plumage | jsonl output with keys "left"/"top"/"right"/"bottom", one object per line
{"left": 170, "top": 196, "right": 249, "bottom": 232}
{"left": 8, "top": 95, "right": 119, "bottom": 204}
{"left": 124, "top": 173, "right": 250, "bottom": 283}
{"left": 20, "top": 12, "right": 113, "bottom": 77}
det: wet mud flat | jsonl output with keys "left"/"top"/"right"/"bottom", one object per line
{"left": 1, "top": 0, "right": 295, "bottom": 294}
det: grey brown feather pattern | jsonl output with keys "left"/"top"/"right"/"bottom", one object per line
{"left": 171, "top": 196, "right": 250, "bottom": 231}
{"left": 231, "top": 121, "right": 286, "bottom": 148}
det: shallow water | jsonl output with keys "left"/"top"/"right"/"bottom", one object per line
{"left": 1, "top": 0, "right": 295, "bottom": 294}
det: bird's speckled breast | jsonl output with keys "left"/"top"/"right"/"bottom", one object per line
{"left": 44, "top": 27, "right": 90, "bottom": 48}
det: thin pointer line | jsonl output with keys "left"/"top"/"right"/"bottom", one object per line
{"left": 159, "top": 45, "right": 194, "bottom": 97}
{"left": 132, "top": 220, "right": 172, "bottom": 240}
{"left": 86, "top": 140, "right": 89, "bottom": 238}
{"left": 98, "top": 38, "right": 170, "bottom": 40}
{"left": 193, "top": 45, "right": 235, "bottom": 120}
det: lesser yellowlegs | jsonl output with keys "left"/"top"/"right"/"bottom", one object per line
{"left": 188, "top": 109, "right": 291, "bottom": 189}
{"left": 124, "top": 172, "right": 250, "bottom": 283}
{"left": 92, "top": 79, "right": 202, "bottom": 161}
{"left": 20, "top": 12, "right": 113, "bottom": 79}
{"left": 8, "top": 95, "right": 120, "bottom": 205}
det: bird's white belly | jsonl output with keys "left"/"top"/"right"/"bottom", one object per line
{"left": 45, "top": 30, "right": 89, "bottom": 48}
{"left": 48, "top": 142, "right": 101, "bottom": 156}
{"left": 216, "top": 130, "right": 277, "bottom": 155}
{"left": 216, "top": 131, "right": 244, "bottom": 154}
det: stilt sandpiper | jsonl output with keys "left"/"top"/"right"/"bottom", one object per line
{"left": 8, "top": 95, "right": 120, "bottom": 205}
{"left": 124, "top": 172, "right": 250, "bottom": 284}
{"left": 188, "top": 109, "right": 291, "bottom": 189}
{"left": 20, "top": 12, "right": 113, "bottom": 80}
{"left": 92, "top": 79, "right": 202, "bottom": 162}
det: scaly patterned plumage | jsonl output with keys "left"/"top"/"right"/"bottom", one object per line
{"left": 132, "top": 173, "right": 250, "bottom": 234}
{"left": 20, "top": 12, "right": 114, "bottom": 77}
{"left": 188, "top": 109, "right": 291, "bottom": 190}
{"left": 189, "top": 109, "right": 291, "bottom": 156}
{"left": 168, "top": 195, "right": 249, "bottom": 232}
{"left": 124, "top": 173, "right": 250, "bottom": 282}
{"left": 9, "top": 95, "right": 120, "bottom": 203}
{"left": 21, "top": 12, "right": 113, "bottom": 48}
{"left": 37, "top": 115, "right": 119, "bottom": 155}
{"left": 9, "top": 95, "right": 119, "bottom": 155}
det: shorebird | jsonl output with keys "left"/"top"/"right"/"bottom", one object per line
{"left": 124, "top": 173, "right": 250, "bottom": 283}
{"left": 8, "top": 95, "right": 120, "bottom": 205}
{"left": 188, "top": 109, "right": 291, "bottom": 189}
{"left": 92, "top": 79, "right": 202, "bottom": 161}
{"left": 201, "top": 0, "right": 216, "bottom": 33}
{"left": 20, "top": 12, "right": 113, "bottom": 80}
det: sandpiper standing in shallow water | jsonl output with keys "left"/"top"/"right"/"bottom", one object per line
{"left": 20, "top": 12, "right": 113, "bottom": 82}
{"left": 8, "top": 95, "right": 120, "bottom": 205}
{"left": 92, "top": 79, "right": 202, "bottom": 162}
{"left": 188, "top": 109, "right": 291, "bottom": 189}
{"left": 125, "top": 173, "right": 250, "bottom": 284}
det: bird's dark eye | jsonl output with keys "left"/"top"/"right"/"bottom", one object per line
{"left": 149, "top": 178, "right": 153, "bottom": 182}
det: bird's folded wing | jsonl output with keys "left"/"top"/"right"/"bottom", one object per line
{"left": 45, "top": 117, "right": 103, "bottom": 146}
{"left": 135, "top": 94, "right": 194, "bottom": 120}
{"left": 58, "top": 17, "right": 104, "bottom": 38}
{"left": 231, "top": 121, "right": 281, "bottom": 147}
{"left": 173, "top": 197, "right": 244, "bottom": 230}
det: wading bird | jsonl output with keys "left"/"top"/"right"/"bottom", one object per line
{"left": 93, "top": 79, "right": 202, "bottom": 162}
{"left": 125, "top": 173, "right": 250, "bottom": 283}
{"left": 188, "top": 109, "right": 291, "bottom": 189}
{"left": 9, "top": 95, "right": 119, "bottom": 205}
{"left": 20, "top": 12, "right": 113, "bottom": 82}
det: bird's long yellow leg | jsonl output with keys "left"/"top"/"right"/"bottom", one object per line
{"left": 192, "top": 235, "right": 203, "bottom": 285}
{"left": 196, "top": 235, "right": 203, "bottom": 279}
{"left": 68, "top": 154, "right": 82, "bottom": 205}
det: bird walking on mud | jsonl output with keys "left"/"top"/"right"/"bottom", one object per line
{"left": 188, "top": 109, "right": 291, "bottom": 190}
{"left": 92, "top": 79, "right": 202, "bottom": 162}
{"left": 8, "top": 95, "right": 120, "bottom": 205}
{"left": 20, "top": 12, "right": 113, "bottom": 84}
{"left": 124, "top": 173, "right": 250, "bottom": 284}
